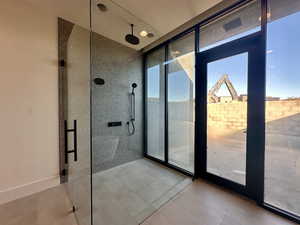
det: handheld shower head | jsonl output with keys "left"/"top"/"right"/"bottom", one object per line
{"left": 131, "top": 83, "right": 137, "bottom": 95}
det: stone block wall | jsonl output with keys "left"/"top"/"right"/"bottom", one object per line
{"left": 208, "top": 100, "right": 300, "bottom": 130}
{"left": 208, "top": 102, "right": 247, "bottom": 130}
{"left": 147, "top": 99, "right": 300, "bottom": 149}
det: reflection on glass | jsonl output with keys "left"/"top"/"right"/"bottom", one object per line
{"left": 146, "top": 48, "right": 165, "bottom": 160}
{"left": 200, "top": 0, "right": 261, "bottom": 51}
{"left": 167, "top": 32, "right": 195, "bottom": 173}
{"left": 60, "top": 19, "right": 92, "bottom": 225}
{"left": 265, "top": 0, "right": 300, "bottom": 215}
{"left": 207, "top": 53, "right": 248, "bottom": 185}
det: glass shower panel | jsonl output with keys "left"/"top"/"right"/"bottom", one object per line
{"left": 167, "top": 32, "right": 195, "bottom": 173}
{"left": 146, "top": 48, "right": 166, "bottom": 160}
{"left": 265, "top": 0, "right": 300, "bottom": 216}
{"left": 58, "top": 18, "right": 92, "bottom": 225}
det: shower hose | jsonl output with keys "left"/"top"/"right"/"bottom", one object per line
{"left": 127, "top": 120, "right": 135, "bottom": 136}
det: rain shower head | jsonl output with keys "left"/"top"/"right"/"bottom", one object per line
{"left": 125, "top": 24, "right": 140, "bottom": 45}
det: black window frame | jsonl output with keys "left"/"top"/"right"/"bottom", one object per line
{"left": 143, "top": 0, "right": 300, "bottom": 223}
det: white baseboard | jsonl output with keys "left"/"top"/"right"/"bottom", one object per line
{"left": 0, "top": 175, "right": 60, "bottom": 205}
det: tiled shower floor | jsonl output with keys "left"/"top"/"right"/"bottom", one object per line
{"left": 92, "top": 159, "right": 191, "bottom": 225}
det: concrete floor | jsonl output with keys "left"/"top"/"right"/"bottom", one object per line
{"left": 1, "top": 169, "right": 298, "bottom": 225}
{"left": 142, "top": 180, "right": 297, "bottom": 225}
{"left": 206, "top": 127, "right": 300, "bottom": 216}
{"left": 92, "top": 159, "right": 191, "bottom": 225}
{"left": 0, "top": 185, "right": 77, "bottom": 225}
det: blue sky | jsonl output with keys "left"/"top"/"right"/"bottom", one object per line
{"left": 148, "top": 11, "right": 300, "bottom": 101}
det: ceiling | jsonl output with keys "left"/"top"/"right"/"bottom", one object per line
{"left": 92, "top": 0, "right": 222, "bottom": 49}
{"left": 24, "top": 0, "right": 222, "bottom": 50}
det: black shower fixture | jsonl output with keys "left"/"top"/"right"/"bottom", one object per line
{"left": 125, "top": 24, "right": 140, "bottom": 45}
{"left": 131, "top": 82, "right": 137, "bottom": 89}
{"left": 97, "top": 3, "right": 108, "bottom": 12}
{"left": 127, "top": 83, "right": 138, "bottom": 135}
{"left": 94, "top": 78, "right": 105, "bottom": 85}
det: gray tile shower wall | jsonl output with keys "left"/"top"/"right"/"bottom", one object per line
{"left": 91, "top": 32, "right": 143, "bottom": 173}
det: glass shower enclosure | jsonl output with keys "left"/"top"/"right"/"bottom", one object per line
{"left": 58, "top": 1, "right": 191, "bottom": 225}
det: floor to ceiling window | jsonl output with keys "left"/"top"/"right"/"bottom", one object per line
{"left": 167, "top": 32, "right": 195, "bottom": 173}
{"left": 145, "top": 31, "right": 195, "bottom": 174}
{"left": 146, "top": 48, "right": 166, "bottom": 160}
{"left": 145, "top": 0, "right": 300, "bottom": 222}
{"left": 264, "top": 0, "right": 300, "bottom": 216}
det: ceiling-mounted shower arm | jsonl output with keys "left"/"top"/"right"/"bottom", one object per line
{"left": 125, "top": 24, "right": 140, "bottom": 45}
{"left": 131, "top": 24, "right": 134, "bottom": 35}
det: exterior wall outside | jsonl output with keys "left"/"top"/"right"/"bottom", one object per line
{"left": 148, "top": 99, "right": 300, "bottom": 148}
{"left": 208, "top": 100, "right": 300, "bottom": 131}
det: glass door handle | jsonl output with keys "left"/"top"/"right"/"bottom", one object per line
{"left": 64, "top": 120, "right": 78, "bottom": 164}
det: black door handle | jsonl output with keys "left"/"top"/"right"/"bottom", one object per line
{"left": 64, "top": 120, "right": 78, "bottom": 164}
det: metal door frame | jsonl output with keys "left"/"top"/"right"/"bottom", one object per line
{"left": 195, "top": 32, "right": 266, "bottom": 202}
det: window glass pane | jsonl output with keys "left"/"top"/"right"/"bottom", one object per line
{"left": 146, "top": 48, "right": 165, "bottom": 160}
{"left": 167, "top": 32, "right": 195, "bottom": 173}
{"left": 200, "top": 0, "right": 261, "bottom": 52}
{"left": 207, "top": 53, "right": 248, "bottom": 185}
{"left": 265, "top": 0, "right": 300, "bottom": 216}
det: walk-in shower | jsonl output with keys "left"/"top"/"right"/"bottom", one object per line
{"left": 57, "top": 0, "right": 194, "bottom": 224}
{"left": 59, "top": 17, "right": 191, "bottom": 225}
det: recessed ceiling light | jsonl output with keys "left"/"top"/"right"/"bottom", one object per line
{"left": 259, "top": 12, "right": 271, "bottom": 21}
{"left": 172, "top": 50, "right": 180, "bottom": 55}
{"left": 140, "top": 31, "right": 148, "bottom": 37}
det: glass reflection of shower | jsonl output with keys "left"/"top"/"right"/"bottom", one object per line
{"left": 127, "top": 83, "right": 138, "bottom": 135}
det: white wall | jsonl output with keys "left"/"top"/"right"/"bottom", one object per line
{"left": 0, "top": 0, "right": 89, "bottom": 204}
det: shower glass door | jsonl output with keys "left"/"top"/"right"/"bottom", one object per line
{"left": 59, "top": 18, "right": 92, "bottom": 225}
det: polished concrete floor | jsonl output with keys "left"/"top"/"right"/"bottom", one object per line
{"left": 142, "top": 180, "right": 298, "bottom": 225}
{"left": 206, "top": 127, "right": 300, "bottom": 216}
{"left": 0, "top": 185, "right": 77, "bottom": 225}
{"left": 92, "top": 159, "right": 191, "bottom": 225}
{"left": 1, "top": 176, "right": 298, "bottom": 225}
